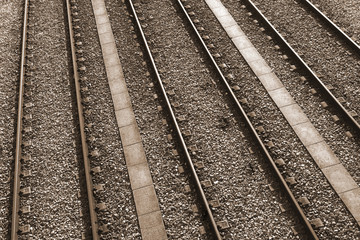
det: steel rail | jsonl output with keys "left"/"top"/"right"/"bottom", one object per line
{"left": 65, "top": 0, "right": 99, "bottom": 239}
{"left": 177, "top": 0, "right": 318, "bottom": 239}
{"left": 243, "top": 0, "right": 360, "bottom": 135}
{"left": 127, "top": 0, "right": 222, "bottom": 239}
{"left": 11, "top": 0, "right": 29, "bottom": 238}
{"left": 300, "top": 0, "right": 360, "bottom": 54}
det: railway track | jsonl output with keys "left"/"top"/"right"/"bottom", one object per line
{"left": 177, "top": 0, "right": 317, "bottom": 238}
{"left": 10, "top": 0, "right": 98, "bottom": 238}
{"left": 300, "top": 0, "right": 360, "bottom": 54}
{"left": 128, "top": 1, "right": 222, "bottom": 238}
{"left": 180, "top": 0, "right": 360, "bottom": 237}
{"left": 242, "top": 0, "right": 360, "bottom": 135}
{"left": 4, "top": 0, "right": 359, "bottom": 238}
{"left": 240, "top": 0, "right": 360, "bottom": 136}
{"left": 65, "top": 0, "right": 99, "bottom": 238}
{"left": 128, "top": 0, "right": 317, "bottom": 238}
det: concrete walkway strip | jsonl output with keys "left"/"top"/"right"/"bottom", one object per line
{"left": 205, "top": 0, "right": 360, "bottom": 226}
{"left": 91, "top": 0, "right": 168, "bottom": 239}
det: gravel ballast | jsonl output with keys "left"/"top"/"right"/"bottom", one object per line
{"left": 18, "top": 0, "right": 86, "bottom": 238}
{"left": 239, "top": 0, "right": 360, "bottom": 186}
{"left": 309, "top": 0, "right": 360, "bottom": 45}
{"left": 183, "top": 0, "right": 360, "bottom": 238}
{"left": 0, "top": 1, "right": 22, "bottom": 238}
{"left": 73, "top": 0, "right": 141, "bottom": 238}
{"left": 109, "top": 0, "right": 309, "bottom": 238}
{"left": 105, "top": 0, "right": 205, "bottom": 238}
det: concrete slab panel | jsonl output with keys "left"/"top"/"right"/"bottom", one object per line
{"left": 248, "top": 59, "right": 272, "bottom": 76}
{"left": 109, "top": 78, "right": 127, "bottom": 95}
{"left": 322, "top": 164, "right": 358, "bottom": 193}
{"left": 224, "top": 25, "right": 245, "bottom": 39}
{"left": 232, "top": 35, "right": 252, "bottom": 50}
{"left": 128, "top": 163, "right": 153, "bottom": 190}
{"left": 123, "top": 142, "right": 147, "bottom": 166}
{"left": 103, "top": 53, "right": 120, "bottom": 67}
{"left": 280, "top": 104, "right": 308, "bottom": 126}
{"left": 307, "top": 141, "right": 340, "bottom": 169}
{"left": 95, "top": 13, "right": 109, "bottom": 25}
{"left": 205, "top": 0, "right": 222, "bottom": 9}
{"left": 240, "top": 47, "right": 262, "bottom": 63}
{"left": 112, "top": 92, "right": 131, "bottom": 111}
{"left": 339, "top": 188, "right": 360, "bottom": 222}
{"left": 93, "top": 5, "right": 107, "bottom": 16}
{"left": 258, "top": 72, "right": 283, "bottom": 91}
{"left": 138, "top": 211, "right": 164, "bottom": 229}
{"left": 133, "top": 185, "right": 160, "bottom": 216}
{"left": 217, "top": 15, "right": 237, "bottom": 28}
{"left": 141, "top": 224, "right": 168, "bottom": 240}
{"left": 115, "top": 107, "right": 136, "bottom": 128}
{"left": 292, "top": 122, "right": 323, "bottom": 146}
{"left": 106, "top": 64, "right": 122, "bottom": 81}
{"left": 212, "top": 6, "right": 229, "bottom": 18}
{"left": 99, "top": 31, "right": 114, "bottom": 45}
{"left": 92, "top": 0, "right": 105, "bottom": 8}
{"left": 119, "top": 123, "right": 142, "bottom": 146}
{"left": 101, "top": 41, "right": 117, "bottom": 57}
{"left": 97, "top": 22, "right": 112, "bottom": 35}
{"left": 268, "top": 87, "right": 295, "bottom": 108}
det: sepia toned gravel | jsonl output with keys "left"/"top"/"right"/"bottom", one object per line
{"left": 105, "top": 0, "right": 205, "bottom": 239}
{"left": 0, "top": 0, "right": 22, "bottom": 238}
{"left": 309, "top": 0, "right": 360, "bottom": 44}
{"left": 107, "top": 0, "right": 308, "bottom": 239}
{"left": 73, "top": 0, "right": 141, "bottom": 238}
{"left": 241, "top": 0, "right": 360, "bottom": 186}
{"left": 1, "top": 0, "right": 359, "bottom": 238}
{"left": 17, "top": 0, "right": 86, "bottom": 239}
{"left": 184, "top": 0, "right": 360, "bottom": 238}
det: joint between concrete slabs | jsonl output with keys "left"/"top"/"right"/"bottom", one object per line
{"left": 97, "top": 23, "right": 112, "bottom": 35}
{"left": 339, "top": 187, "right": 360, "bottom": 195}
{"left": 123, "top": 142, "right": 147, "bottom": 166}
{"left": 101, "top": 42, "right": 118, "bottom": 57}
{"left": 119, "top": 123, "right": 142, "bottom": 147}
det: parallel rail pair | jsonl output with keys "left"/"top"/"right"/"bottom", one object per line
{"left": 11, "top": 0, "right": 99, "bottom": 239}
{"left": 243, "top": 0, "right": 360, "bottom": 134}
